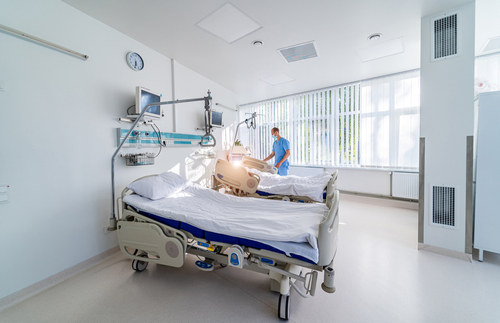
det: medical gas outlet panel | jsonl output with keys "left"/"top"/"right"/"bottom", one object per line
{"left": 117, "top": 128, "right": 213, "bottom": 147}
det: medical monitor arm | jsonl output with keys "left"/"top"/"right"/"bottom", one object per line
{"left": 200, "top": 92, "right": 217, "bottom": 148}
{"left": 229, "top": 112, "right": 257, "bottom": 162}
{"left": 109, "top": 90, "right": 212, "bottom": 231}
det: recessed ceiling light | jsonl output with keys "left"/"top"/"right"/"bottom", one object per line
{"left": 356, "top": 37, "right": 404, "bottom": 62}
{"left": 252, "top": 40, "right": 263, "bottom": 47}
{"left": 260, "top": 73, "right": 295, "bottom": 86}
{"left": 368, "top": 33, "right": 382, "bottom": 41}
{"left": 481, "top": 36, "right": 500, "bottom": 54}
{"left": 195, "top": 3, "right": 262, "bottom": 44}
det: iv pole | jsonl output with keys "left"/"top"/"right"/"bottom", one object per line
{"left": 108, "top": 90, "right": 212, "bottom": 231}
{"left": 229, "top": 112, "right": 257, "bottom": 162}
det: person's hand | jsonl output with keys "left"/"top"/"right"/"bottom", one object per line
{"left": 276, "top": 162, "right": 282, "bottom": 169}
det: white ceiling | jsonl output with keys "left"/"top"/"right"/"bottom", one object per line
{"left": 62, "top": 0, "right": 499, "bottom": 104}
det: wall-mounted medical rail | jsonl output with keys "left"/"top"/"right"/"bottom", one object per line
{"left": 108, "top": 91, "right": 212, "bottom": 231}
{"left": 229, "top": 112, "right": 257, "bottom": 162}
{"left": 0, "top": 23, "right": 89, "bottom": 60}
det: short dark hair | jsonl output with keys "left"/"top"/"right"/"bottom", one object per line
{"left": 271, "top": 127, "right": 279, "bottom": 133}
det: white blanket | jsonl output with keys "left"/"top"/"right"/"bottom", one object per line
{"left": 123, "top": 184, "right": 328, "bottom": 251}
{"left": 248, "top": 169, "right": 332, "bottom": 202}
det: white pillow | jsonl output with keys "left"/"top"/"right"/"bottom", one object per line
{"left": 127, "top": 176, "right": 170, "bottom": 200}
{"left": 158, "top": 171, "right": 190, "bottom": 196}
{"left": 127, "top": 172, "right": 190, "bottom": 200}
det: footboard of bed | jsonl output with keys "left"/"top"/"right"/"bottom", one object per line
{"left": 317, "top": 190, "right": 339, "bottom": 267}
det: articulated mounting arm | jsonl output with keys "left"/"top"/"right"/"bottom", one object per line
{"left": 108, "top": 90, "right": 212, "bottom": 231}
{"left": 200, "top": 91, "right": 217, "bottom": 148}
{"left": 229, "top": 112, "right": 257, "bottom": 162}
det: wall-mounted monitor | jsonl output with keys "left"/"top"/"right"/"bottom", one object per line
{"left": 210, "top": 110, "right": 224, "bottom": 128}
{"left": 131, "top": 86, "right": 162, "bottom": 119}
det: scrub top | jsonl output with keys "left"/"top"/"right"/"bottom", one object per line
{"left": 272, "top": 137, "right": 290, "bottom": 176}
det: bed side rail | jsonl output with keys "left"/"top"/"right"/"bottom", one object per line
{"left": 242, "top": 156, "right": 278, "bottom": 174}
{"left": 325, "top": 170, "right": 338, "bottom": 207}
{"left": 214, "top": 159, "right": 260, "bottom": 194}
{"left": 119, "top": 174, "right": 159, "bottom": 220}
{"left": 317, "top": 190, "right": 339, "bottom": 267}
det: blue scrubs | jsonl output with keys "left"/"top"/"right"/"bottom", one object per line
{"left": 272, "top": 138, "right": 290, "bottom": 176}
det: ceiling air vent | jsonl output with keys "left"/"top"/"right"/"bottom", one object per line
{"left": 278, "top": 41, "right": 318, "bottom": 63}
{"left": 431, "top": 12, "right": 460, "bottom": 62}
{"left": 431, "top": 185, "right": 456, "bottom": 228}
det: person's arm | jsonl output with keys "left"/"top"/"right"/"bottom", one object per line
{"left": 263, "top": 151, "right": 275, "bottom": 162}
{"left": 275, "top": 150, "right": 290, "bottom": 168}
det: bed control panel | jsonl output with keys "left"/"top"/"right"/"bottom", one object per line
{"left": 228, "top": 245, "right": 245, "bottom": 268}
{"left": 197, "top": 241, "right": 215, "bottom": 252}
{"left": 195, "top": 260, "right": 214, "bottom": 271}
{"left": 259, "top": 257, "right": 275, "bottom": 266}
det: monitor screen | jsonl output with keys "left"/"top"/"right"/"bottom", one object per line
{"left": 211, "top": 111, "right": 223, "bottom": 127}
{"left": 135, "top": 87, "right": 161, "bottom": 119}
{"left": 141, "top": 91, "right": 161, "bottom": 116}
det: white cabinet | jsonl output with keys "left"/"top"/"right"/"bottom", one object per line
{"left": 474, "top": 91, "right": 500, "bottom": 261}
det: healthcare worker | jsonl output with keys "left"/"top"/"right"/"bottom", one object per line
{"left": 263, "top": 127, "right": 290, "bottom": 176}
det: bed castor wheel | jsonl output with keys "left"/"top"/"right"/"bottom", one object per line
{"left": 132, "top": 259, "right": 148, "bottom": 272}
{"left": 278, "top": 294, "right": 290, "bottom": 320}
{"left": 132, "top": 253, "right": 149, "bottom": 272}
{"left": 282, "top": 196, "right": 291, "bottom": 202}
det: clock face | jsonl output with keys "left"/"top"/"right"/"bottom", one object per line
{"left": 126, "top": 52, "right": 144, "bottom": 71}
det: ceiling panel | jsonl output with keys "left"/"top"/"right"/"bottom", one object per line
{"left": 62, "top": 0, "right": 487, "bottom": 104}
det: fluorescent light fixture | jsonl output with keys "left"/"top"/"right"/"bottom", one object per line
{"left": 260, "top": 73, "right": 295, "bottom": 86}
{"left": 481, "top": 36, "right": 500, "bottom": 55}
{"left": 196, "top": 2, "right": 262, "bottom": 44}
{"left": 355, "top": 37, "right": 404, "bottom": 62}
{"left": 278, "top": 41, "right": 318, "bottom": 63}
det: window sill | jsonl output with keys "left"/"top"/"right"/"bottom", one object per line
{"left": 290, "top": 164, "right": 418, "bottom": 173}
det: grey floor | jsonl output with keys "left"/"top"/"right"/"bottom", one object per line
{"left": 1, "top": 196, "right": 500, "bottom": 323}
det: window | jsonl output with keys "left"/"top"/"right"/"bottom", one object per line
{"left": 359, "top": 72, "right": 420, "bottom": 169}
{"left": 239, "top": 70, "right": 420, "bottom": 170}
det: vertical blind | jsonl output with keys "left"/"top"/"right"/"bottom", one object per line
{"left": 239, "top": 70, "right": 420, "bottom": 170}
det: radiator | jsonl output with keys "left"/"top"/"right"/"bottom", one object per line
{"left": 392, "top": 172, "right": 419, "bottom": 200}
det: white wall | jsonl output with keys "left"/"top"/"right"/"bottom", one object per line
{"left": 173, "top": 61, "right": 238, "bottom": 185}
{"left": 420, "top": 2, "right": 475, "bottom": 252}
{"left": 290, "top": 167, "right": 391, "bottom": 196}
{"left": 0, "top": 0, "right": 236, "bottom": 299}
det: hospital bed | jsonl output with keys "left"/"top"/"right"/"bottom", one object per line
{"left": 215, "top": 158, "right": 338, "bottom": 203}
{"left": 116, "top": 173, "right": 339, "bottom": 320}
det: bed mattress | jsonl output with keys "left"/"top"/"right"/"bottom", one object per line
{"left": 123, "top": 184, "right": 329, "bottom": 263}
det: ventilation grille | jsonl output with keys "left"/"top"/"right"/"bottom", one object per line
{"left": 278, "top": 42, "right": 318, "bottom": 63}
{"left": 432, "top": 13, "right": 458, "bottom": 61}
{"left": 431, "top": 186, "right": 456, "bottom": 227}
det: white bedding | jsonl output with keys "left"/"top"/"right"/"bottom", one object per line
{"left": 123, "top": 183, "right": 328, "bottom": 261}
{"left": 248, "top": 169, "right": 332, "bottom": 202}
